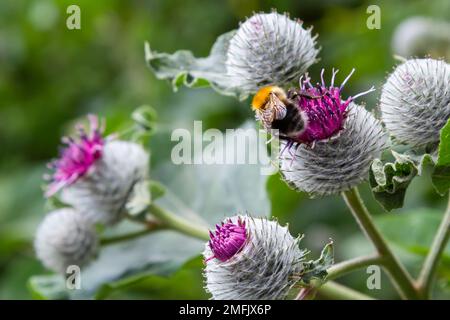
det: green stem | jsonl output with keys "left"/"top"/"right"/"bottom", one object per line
{"left": 342, "top": 188, "right": 420, "bottom": 300}
{"left": 416, "top": 193, "right": 450, "bottom": 298}
{"left": 100, "top": 225, "right": 163, "bottom": 246}
{"left": 148, "top": 204, "right": 210, "bottom": 241}
{"left": 327, "top": 254, "right": 383, "bottom": 281}
{"left": 317, "top": 281, "right": 375, "bottom": 300}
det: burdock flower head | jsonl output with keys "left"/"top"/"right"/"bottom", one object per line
{"left": 203, "top": 216, "right": 305, "bottom": 300}
{"left": 46, "top": 115, "right": 104, "bottom": 197}
{"left": 45, "top": 115, "right": 149, "bottom": 225}
{"left": 226, "top": 11, "right": 319, "bottom": 93}
{"left": 380, "top": 58, "right": 450, "bottom": 147}
{"left": 255, "top": 69, "right": 388, "bottom": 196}
{"left": 34, "top": 208, "right": 98, "bottom": 274}
{"left": 280, "top": 104, "right": 387, "bottom": 196}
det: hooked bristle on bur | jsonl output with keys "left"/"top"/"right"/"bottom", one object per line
{"left": 280, "top": 103, "right": 388, "bottom": 196}
{"left": 203, "top": 216, "right": 306, "bottom": 300}
{"left": 380, "top": 58, "right": 450, "bottom": 147}
{"left": 226, "top": 11, "right": 319, "bottom": 93}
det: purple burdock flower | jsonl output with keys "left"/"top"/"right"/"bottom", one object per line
{"left": 45, "top": 115, "right": 104, "bottom": 197}
{"left": 206, "top": 218, "right": 247, "bottom": 262}
{"left": 288, "top": 69, "right": 375, "bottom": 147}
{"left": 203, "top": 216, "right": 311, "bottom": 300}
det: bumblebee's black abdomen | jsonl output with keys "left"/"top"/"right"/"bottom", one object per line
{"left": 271, "top": 103, "right": 305, "bottom": 138}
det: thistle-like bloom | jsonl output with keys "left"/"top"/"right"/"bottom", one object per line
{"left": 34, "top": 208, "right": 98, "bottom": 274}
{"left": 46, "top": 115, "right": 104, "bottom": 197}
{"left": 206, "top": 218, "right": 247, "bottom": 262}
{"left": 280, "top": 103, "right": 388, "bottom": 196}
{"left": 287, "top": 69, "right": 375, "bottom": 146}
{"left": 203, "top": 216, "right": 305, "bottom": 300}
{"left": 380, "top": 58, "right": 450, "bottom": 147}
{"left": 46, "top": 116, "right": 149, "bottom": 225}
{"left": 226, "top": 11, "right": 319, "bottom": 93}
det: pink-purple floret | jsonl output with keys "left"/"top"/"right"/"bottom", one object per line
{"left": 291, "top": 69, "right": 374, "bottom": 145}
{"left": 206, "top": 218, "right": 248, "bottom": 263}
{"left": 45, "top": 115, "right": 104, "bottom": 197}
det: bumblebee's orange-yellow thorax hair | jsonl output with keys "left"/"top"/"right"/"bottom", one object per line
{"left": 251, "top": 86, "right": 286, "bottom": 110}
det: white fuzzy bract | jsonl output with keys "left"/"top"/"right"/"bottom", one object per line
{"left": 34, "top": 208, "right": 98, "bottom": 274}
{"left": 280, "top": 103, "right": 388, "bottom": 196}
{"left": 226, "top": 12, "right": 319, "bottom": 93}
{"left": 380, "top": 58, "right": 450, "bottom": 147}
{"left": 203, "top": 216, "right": 304, "bottom": 300}
{"left": 61, "top": 140, "right": 149, "bottom": 225}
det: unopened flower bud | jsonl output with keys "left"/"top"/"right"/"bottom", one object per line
{"left": 34, "top": 208, "right": 98, "bottom": 274}
{"left": 380, "top": 58, "right": 450, "bottom": 147}
{"left": 226, "top": 11, "right": 319, "bottom": 93}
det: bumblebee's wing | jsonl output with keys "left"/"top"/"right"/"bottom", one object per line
{"left": 268, "top": 93, "right": 287, "bottom": 120}
{"left": 256, "top": 93, "right": 287, "bottom": 129}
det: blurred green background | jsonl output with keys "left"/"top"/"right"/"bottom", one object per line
{"left": 0, "top": 0, "right": 449, "bottom": 299}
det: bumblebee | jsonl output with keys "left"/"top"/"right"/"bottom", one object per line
{"left": 251, "top": 86, "right": 306, "bottom": 140}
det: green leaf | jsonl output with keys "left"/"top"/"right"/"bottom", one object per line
{"left": 130, "top": 105, "right": 158, "bottom": 144}
{"left": 299, "top": 241, "right": 334, "bottom": 286}
{"left": 149, "top": 180, "right": 166, "bottom": 201}
{"left": 44, "top": 196, "right": 71, "bottom": 212}
{"left": 125, "top": 180, "right": 166, "bottom": 216}
{"left": 125, "top": 180, "right": 151, "bottom": 216}
{"left": 376, "top": 208, "right": 450, "bottom": 265}
{"left": 27, "top": 275, "right": 68, "bottom": 300}
{"left": 154, "top": 122, "right": 271, "bottom": 221}
{"left": 94, "top": 260, "right": 179, "bottom": 299}
{"left": 370, "top": 151, "right": 435, "bottom": 211}
{"left": 145, "top": 31, "right": 249, "bottom": 100}
{"left": 371, "top": 119, "right": 450, "bottom": 209}
{"left": 432, "top": 119, "right": 450, "bottom": 195}
{"left": 94, "top": 256, "right": 207, "bottom": 300}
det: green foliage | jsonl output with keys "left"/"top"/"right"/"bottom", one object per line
{"left": 130, "top": 105, "right": 158, "bottom": 144}
{"left": 145, "top": 31, "right": 249, "bottom": 100}
{"left": 377, "top": 208, "right": 450, "bottom": 263}
{"left": 94, "top": 256, "right": 208, "bottom": 300}
{"left": 149, "top": 180, "right": 166, "bottom": 201}
{"left": 370, "top": 152, "right": 435, "bottom": 211}
{"left": 28, "top": 275, "right": 68, "bottom": 300}
{"left": 432, "top": 119, "right": 450, "bottom": 195}
{"left": 371, "top": 119, "right": 450, "bottom": 211}
{"left": 299, "top": 241, "right": 334, "bottom": 286}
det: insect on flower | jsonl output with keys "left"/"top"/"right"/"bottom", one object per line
{"left": 252, "top": 85, "right": 308, "bottom": 140}
{"left": 251, "top": 69, "right": 376, "bottom": 150}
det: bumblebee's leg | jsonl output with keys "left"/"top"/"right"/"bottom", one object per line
{"left": 280, "top": 139, "right": 293, "bottom": 157}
